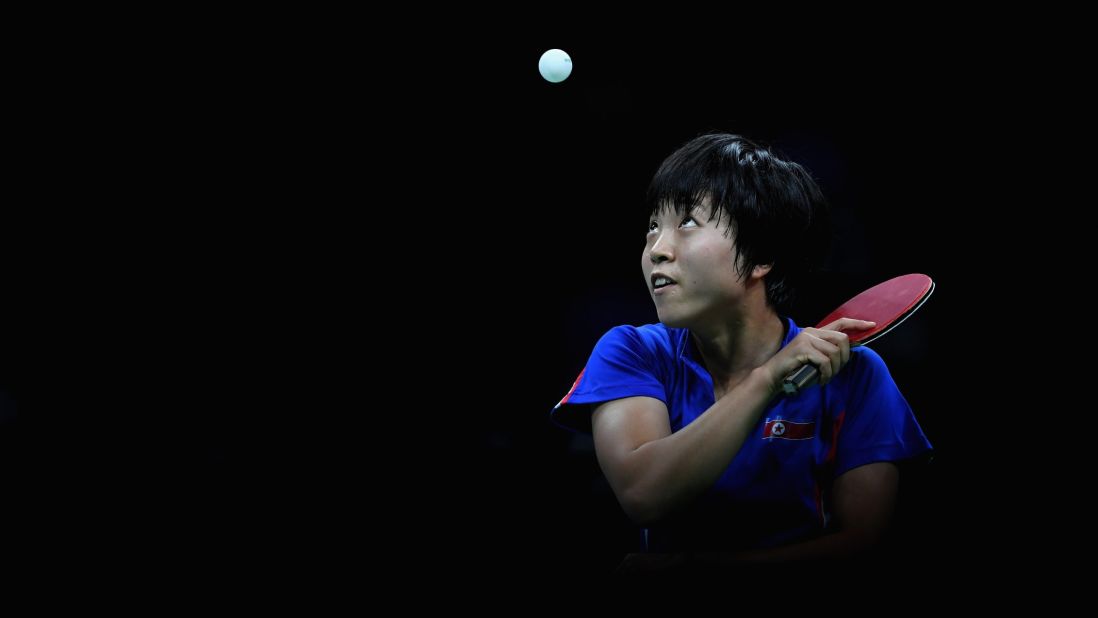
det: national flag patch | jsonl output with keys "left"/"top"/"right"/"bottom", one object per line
{"left": 763, "top": 418, "right": 815, "bottom": 440}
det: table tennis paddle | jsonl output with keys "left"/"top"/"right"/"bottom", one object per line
{"left": 782, "top": 273, "right": 935, "bottom": 395}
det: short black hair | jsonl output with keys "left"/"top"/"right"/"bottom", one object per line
{"left": 646, "top": 133, "right": 831, "bottom": 312}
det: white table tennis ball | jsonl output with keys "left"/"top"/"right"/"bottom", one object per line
{"left": 538, "top": 49, "right": 572, "bottom": 83}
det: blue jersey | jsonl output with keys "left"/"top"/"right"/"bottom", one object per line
{"left": 551, "top": 318, "right": 932, "bottom": 552}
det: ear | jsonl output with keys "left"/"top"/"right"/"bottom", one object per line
{"left": 751, "top": 263, "right": 773, "bottom": 280}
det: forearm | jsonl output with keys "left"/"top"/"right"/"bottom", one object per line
{"left": 622, "top": 368, "right": 777, "bottom": 523}
{"left": 699, "top": 462, "right": 897, "bottom": 565}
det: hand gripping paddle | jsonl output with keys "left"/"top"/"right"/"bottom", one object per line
{"left": 782, "top": 273, "right": 935, "bottom": 395}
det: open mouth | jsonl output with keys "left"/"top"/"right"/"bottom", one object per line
{"left": 652, "top": 275, "right": 677, "bottom": 294}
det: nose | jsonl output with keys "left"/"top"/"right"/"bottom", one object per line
{"left": 648, "top": 232, "right": 673, "bottom": 264}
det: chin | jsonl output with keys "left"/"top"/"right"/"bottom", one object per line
{"left": 656, "top": 311, "right": 692, "bottom": 329}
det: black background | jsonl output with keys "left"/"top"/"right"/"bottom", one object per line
{"left": 438, "top": 37, "right": 1003, "bottom": 578}
{"left": 417, "top": 32, "right": 1077, "bottom": 582}
{"left": 0, "top": 24, "right": 1071, "bottom": 588}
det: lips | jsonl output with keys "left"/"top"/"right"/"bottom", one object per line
{"left": 651, "top": 273, "right": 678, "bottom": 296}
{"left": 651, "top": 273, "right": 678, "bottom": 290}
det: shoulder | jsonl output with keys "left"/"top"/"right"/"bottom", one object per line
{"left": 832, "top": 346, "right": 903, "bottom": 403}
{"left": 594, "top": 323, "right": 683, "bottom": 360}
{"left": 846, "top": 346, "right": 892, "bottom": 379}
{"left": 551, "top": 324, "right": 680, "bottom": 433}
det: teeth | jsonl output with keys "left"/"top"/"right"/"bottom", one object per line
{"left": 654, "top": 277, "right": 673, "bottom": 287}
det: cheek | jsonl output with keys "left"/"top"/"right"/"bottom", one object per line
{"left": 697, "top": 250, "right": 737, "bottom": 286}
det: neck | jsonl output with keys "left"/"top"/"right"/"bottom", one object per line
{"left": 690, "top": 309, "right": 786, "bottom": 386}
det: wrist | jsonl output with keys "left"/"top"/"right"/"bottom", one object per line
{"left": 749, "top": 365, "right": 780, "bottom": 399}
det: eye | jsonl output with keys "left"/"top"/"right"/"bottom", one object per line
{"left": 680, "top": 216, "right": 698, "bottom": 228}
{"left": 647, "top": 220, "right": 658, "bottom": 233}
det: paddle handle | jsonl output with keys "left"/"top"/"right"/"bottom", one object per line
{"left": 781, "top": 364, "right": 818, "bottom": 395}
{"left": 781, "top": 342, "right": 865, "bottom": 396}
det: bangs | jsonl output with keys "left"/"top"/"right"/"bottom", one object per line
{"left": 647, "top": 151, "right": 734, "bottom": 230}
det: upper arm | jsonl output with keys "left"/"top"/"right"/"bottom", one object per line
{"left": 835, "top": 349, "right": 932, "bottom": 475}
{"left": 590, "top": 396, "right": 671, "bottom": 499}
{"left": 831, "top": 461, "right": 899, "bottom": 544}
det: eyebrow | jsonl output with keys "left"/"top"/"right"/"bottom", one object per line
{"left": 651, "top": 202, "right": 708, "bottom": 223}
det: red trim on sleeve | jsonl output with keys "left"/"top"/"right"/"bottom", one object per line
{"left": 555, "top": 367, "right": 586, "bottom": 408}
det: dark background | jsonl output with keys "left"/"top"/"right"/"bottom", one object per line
{"left": 428, "top": 32, "right": 1086, "bottom": 582}
{"left": 1, "top": 26, "right": 1069, "bottom": 586}
{"left": 441, "top": 39, "right": 994, "bottom": 578}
